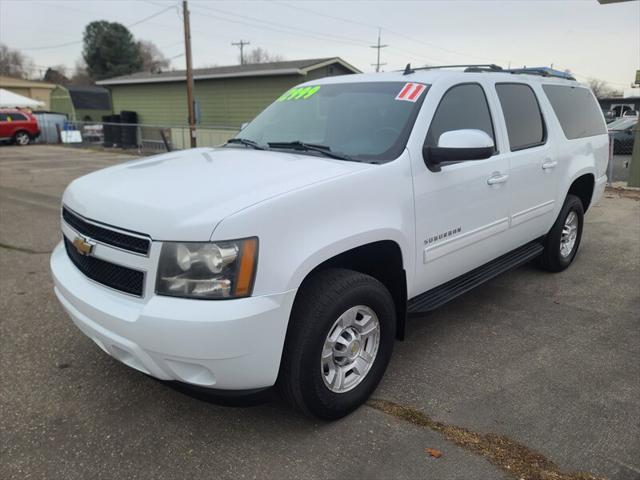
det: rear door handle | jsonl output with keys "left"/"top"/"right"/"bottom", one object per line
{"left": 542, "top": 159, "right": 558, "bottom": 170}
{"left": 487, "top": 173, "right": 509, "bottom": 185}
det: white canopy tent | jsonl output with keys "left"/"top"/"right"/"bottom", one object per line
{"left": 0, "top": 88, "right": 44, "bottom": 108}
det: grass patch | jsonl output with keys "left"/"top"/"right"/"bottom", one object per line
{"left": 368, "top": 398, "right": 605, "bottom": 480}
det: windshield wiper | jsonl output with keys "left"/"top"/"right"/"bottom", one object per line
{"left": 267, "top": 141, "right": 354, "bottom": 161}
{"left": 225, "top": 138, "right": 266, "bottom": 150}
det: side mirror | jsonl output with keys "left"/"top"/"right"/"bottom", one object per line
{"left": 423, "top": 129, "right": 495, "bottom": 172}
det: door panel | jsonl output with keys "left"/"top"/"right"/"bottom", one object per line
{"left": 411, "top": 82, "right": 511, "bottom": 296}
{"left": 493, "top": 83, "right": 558, "bottom": 246}
{"left": 413, "top": 157, "right": 511, "bottom": 294}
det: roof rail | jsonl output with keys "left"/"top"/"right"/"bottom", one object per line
{"left": 400, "top": 63, "right": 576, "bottom": 81}
{"left": 402, "top": 63, "right": 502, "bottom": 75}
{"left": 504, "top": 67, "right": 576, "bottom": 81}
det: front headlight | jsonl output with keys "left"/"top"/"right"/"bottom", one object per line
{"left": 156, "top": 238, "right": 258, "bottom": 299}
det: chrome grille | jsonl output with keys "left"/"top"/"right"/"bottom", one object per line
{"left": 62, "top": 207, "right": 150, "bottom": 255}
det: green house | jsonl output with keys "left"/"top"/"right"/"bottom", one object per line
{"left": 50, "top": 85, "right": 112, "bottom": 121}
{"left": 96, "top": 57, "right": 360, "bottom": 128}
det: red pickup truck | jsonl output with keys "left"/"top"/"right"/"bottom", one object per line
{"left": 0, "top": 109, "right": 40, "bottom": 145}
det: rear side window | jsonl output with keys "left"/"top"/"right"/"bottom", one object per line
{"left": 1, "top": 112, "right": 27, "bottom": 121}
{"left": 425, "top": 83, "right": 495, "bottom": 147}
{"left": 542, "top": 85, "right": 606, "bottom": 139}
{"left": 496, "top": 83, "right": 545, "bottom": 151}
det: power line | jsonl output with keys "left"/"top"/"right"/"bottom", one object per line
{"left": 21, "top": 40, "right": 82, "bottom": 52}
{"left": 274, "top": 0, "right": 504, "bottom": 64}
{"left": 272, "top": 0, "right": 634, "bottom": 84}
{"left": 128, "top": 5, "right": 178, "bottom": 28}
{"left": 272, "top": 0, "right": 378, "bottom": 31}
{"left": 21, "top": 5, "right": 176, "bottom": 51}
{"left": 189, "top": 4, "right": 371, "bottom": 48}
{"left": 231, "top": 40, "right": 251, "bottom": 65}
{"left": 370, "top": 28, "right": 388, "bottom": 73}
{"left": 556, "top": 67, "right": 632, "bottom": 88}
{"left": 189, "top": 5, "right": 473, "bottom": 70}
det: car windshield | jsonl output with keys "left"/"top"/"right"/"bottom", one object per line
{"left": 233, "top": 81, "right": 429, "bottom": 163}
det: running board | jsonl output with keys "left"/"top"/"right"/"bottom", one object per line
{"left": 407, "top": 240, "right": 544, "bottom": 314}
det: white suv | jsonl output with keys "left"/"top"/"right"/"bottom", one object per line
{"left": 51, "top": 66, "right": 608, "bottom": 419}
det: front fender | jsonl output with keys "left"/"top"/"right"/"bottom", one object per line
{"left": 212, "top": 154, "right": 416, "bottom": 296}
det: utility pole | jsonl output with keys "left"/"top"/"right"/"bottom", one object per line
{"left": 370, "top": 28, "right": 388, "bottom": 73}
{"left": 232, "top": 40, "right": 251, "bottom": 65}
{"left": 182, "top": 0, "right": 196, "bottom": 148}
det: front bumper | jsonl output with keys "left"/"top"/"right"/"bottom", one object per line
{"left": 51, "top": 242, "right": 296, "bottom": 390}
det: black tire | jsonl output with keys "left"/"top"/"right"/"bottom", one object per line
{"left": 278, "top": 268, "right": 396, "bottom": 420}
{"left": 13, "top": 131, "right": 30, "bottom": 146}
{"left": 538, "top": 194, "right": 584, "bottom": 272}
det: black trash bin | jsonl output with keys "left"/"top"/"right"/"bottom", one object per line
{"left": 120, "top": 111, "right": 138, "bottom": 148}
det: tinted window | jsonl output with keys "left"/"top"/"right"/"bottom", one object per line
{"left": 496, "top": 84, "right": 545, "bottom": 150}
{"left": 542, "top": 85, "right": 606, "bottom": 139}
{"left": 10, "top": 113, "right": 27, "bottom": 121}
{"left": 0, "top": 114, "right": 7, "bottom": 121}
{"left": 425, "top": 83, "right": 494, "bottom": 147}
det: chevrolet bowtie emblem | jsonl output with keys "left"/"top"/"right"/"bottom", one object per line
{"left": 72, "top": 236, "right": 95, "bottom": 256}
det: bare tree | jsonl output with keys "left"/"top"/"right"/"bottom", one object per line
{"left": 138, "top": 40, "right": 170, "bottom": 73}
{"left": 69, "top": 59, "right": 94, "bottom": 86}
{"left": 242, "top": 47, "right": 284, "bottom": 65}
{"left": 588, "top": 78, "right": 621, "bottom": 99}
{"left": 0, "top": 43, "right": 35, "bottom": 78}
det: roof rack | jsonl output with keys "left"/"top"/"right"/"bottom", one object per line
{"left": 402, "top": 64, "right": 502, "bottom": 75}
{"left": 401, "top": 63, "right": 576, "bottom": 81}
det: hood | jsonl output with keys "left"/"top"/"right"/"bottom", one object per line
{"left": 63, "top": 147, "right": 371, "bottom": 240}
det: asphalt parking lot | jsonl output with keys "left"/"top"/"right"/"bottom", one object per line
{"left": 1, "top": 145, "right": 639, "bottom": 480}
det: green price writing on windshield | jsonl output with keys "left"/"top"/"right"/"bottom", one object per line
{"left": 277, "top": 85, "right": 321, "bottom": 102}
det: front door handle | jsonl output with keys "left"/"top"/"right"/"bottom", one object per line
{"left": 487, "top": 173, "right": 509, "bottom": 185}
{"left": 542, "top": 159, "right": 558, "bottom": 170}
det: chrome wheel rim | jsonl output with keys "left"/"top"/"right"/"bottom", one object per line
{"left": 321, "top": 305, "right": 380, "bottom": 394}
{"left": 560, "top": 210, "right": 579, "bottom": 258}
{"left": 16, "top": 133, "right": 29, "bottom": 145}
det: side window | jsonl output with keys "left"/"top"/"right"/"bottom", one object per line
{"left": 0, "top": 114, "right": 7, "bottom": 122}
{"left": 425, "top": 83, "right": 495, "bottom": 147}
{"left": 542, "top": 85, "right": 607, "bottom": 139}
{"left": 496, "top": 83, "right": 545, "bottom": 151}
{"left": 10, "top": 113, "right": 27, "bottom": 121}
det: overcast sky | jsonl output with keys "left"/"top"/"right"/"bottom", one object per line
{"left": 1, "top": 0, "right": 638, "bottom": 88}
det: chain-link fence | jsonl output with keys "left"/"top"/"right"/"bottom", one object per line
{"left": 607, "top": 118, "right": 636, "bottom": 185}
{"left": 34, "top": 115, "right": 637, "bottom": 185}
{"left": 35, "top": 118, "right": 239, "bottom": 155}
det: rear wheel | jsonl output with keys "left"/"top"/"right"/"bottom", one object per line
{"left": 278, "top": 268, "right": 396, "bottom": 419}
{"left": 13, "top": 131, "right": 30, "bottom": 146}
{"left": 538, "top": 194, "right": 584, "bottom": 272}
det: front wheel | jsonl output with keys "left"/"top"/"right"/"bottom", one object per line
{"left": 278, "top": 268, "right": 396, "bottom": 419}
{"left": 13, "top": 131, "right": 30, "bottom": 146}
{"left": 538, "top": 194, "right": 584, "bottom": 272}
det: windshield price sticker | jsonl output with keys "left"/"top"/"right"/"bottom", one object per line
{"left": 396, "top": 83, "right": 426, "bottom": 102}
{"left": 277, "top": 85, "right": 321, "bottom": 102}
